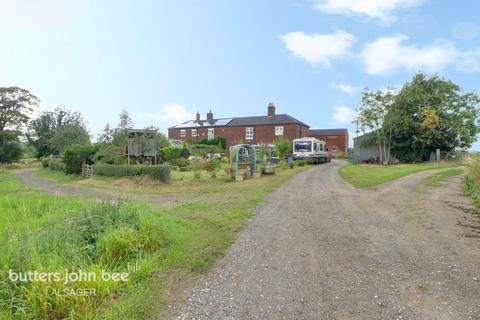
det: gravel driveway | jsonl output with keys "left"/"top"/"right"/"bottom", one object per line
{"left": 168, "top": 161, "right": 480, "bottom": 320}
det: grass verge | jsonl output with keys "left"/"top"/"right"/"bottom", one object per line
{"left": 1, "top": 165, "right": 309, "bottom": 319}
{"left": 339, "top": 163, "right": 460, "bottom": 188}
{"left": 424, "top": 168, "right": 463, "bottom": 187}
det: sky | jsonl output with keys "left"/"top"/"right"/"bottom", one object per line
{"left": 1, "top": 0, "right": 479, "bottom": 149}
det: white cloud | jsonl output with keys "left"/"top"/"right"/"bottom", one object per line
{"left": 330, "top": 82, "right": 359, "bottom": 94}
{"left": 314, "top": 0, "right": 424, "bottom": 24}
{"left": 362, "top": 35, "right": 463, "bottom": 75}
{"left": 332, "top": 106, "right": 356, "bottom": 124}
{"left": 279, "top": 31, "right": 355, "bottom": 66}
{"left": 137, "top": 104, "right": 193, "bottom": 126}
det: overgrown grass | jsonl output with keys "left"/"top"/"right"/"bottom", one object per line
{"left": 464, "top": 153, "right": 480, "bottom": 208}
{"left": 424, "top": 168, "right": 463, "bottom": 187}
{"left": 0, "top": 164, "right": 309, "bottom": 319}
{"left": 339, "top": 163, "right": 460, "bottom": 188}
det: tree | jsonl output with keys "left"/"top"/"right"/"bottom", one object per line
{"left": 97, "top": 123, "right": 114, "bottom": 144}
{"left": 49, "top": 124, "right": 90, "bottom": 155}
{"left": 355, "top": 88, "right": 395, "bottom": 164}
{"left": 0, "top": 130, "right": 23, "bottom": 163}
{"left": 0, "top": 87, "right": 39, "bottom": 131}
{"left": 28, "top": 107, "right": 89, "bottom": 157}
{"left": 388, "top": 73, "right": 480, "bottom": 161}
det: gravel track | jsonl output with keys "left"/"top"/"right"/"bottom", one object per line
{"left": 168, "top": 161, "right": 480, "bottom": 320}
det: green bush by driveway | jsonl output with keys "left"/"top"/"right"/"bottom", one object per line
{"left": 94, "top": 164, "right": 171, "bottom": 182}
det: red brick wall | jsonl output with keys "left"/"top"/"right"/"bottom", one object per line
{"left": 309, "top": 133, "right": 349, "bottom": 157}
{"left": 168, "top": 123, "right": 310, "bottom": 146}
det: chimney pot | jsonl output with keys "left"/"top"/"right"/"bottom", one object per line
{"left": 206, "top": 110, "right": 213, "bottom": 121}
{"left": 267, "top": 102, "right": 276, "bottom": 117}
{"left": 195, "top": 111, "right": 200, "bottom": 122}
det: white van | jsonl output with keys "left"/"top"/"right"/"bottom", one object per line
{"left": 292, "top": 137, "right": 330, "bottom": 164}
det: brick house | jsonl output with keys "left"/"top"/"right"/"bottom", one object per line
{"left": 168, "top": 103, "right": 310, "bottom": 146}
{"left": 309, "top": 128, "right": 349, "bottom": 157}
{"left": 168, "top": 103, "right": 349, "bottom": 155}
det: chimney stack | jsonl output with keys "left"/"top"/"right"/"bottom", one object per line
{"left": 267, "top": 102, "right": 276, "bottom": 117}
{"left": 196, "top": 111, "right": 200, "bottom": 122}
{"left": 206, "top": 110, "right": 213, "bottom": 121}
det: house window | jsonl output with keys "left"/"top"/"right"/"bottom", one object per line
{"left": 191, "top": 129, "right": 197, "bottom": 137}
{"left": 208, "top": 128, "right": 215, "bottom": 140}
{"left": 275, "top": 126, "right": 284, "bottom": 136}
{"left": 180, "top": 129, "right": 186, "bottom": 138}
{"left": 245, "top": 127, "right": 254, "bottom": 140}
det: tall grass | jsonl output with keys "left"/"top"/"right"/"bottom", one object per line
{"left": 464, "top": 153, "right": 480, "bottom": 207}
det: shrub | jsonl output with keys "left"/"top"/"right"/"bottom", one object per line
{"left": 41, "top": 157, "right": 50, "bottom": 168}
{"left": 94, "top": 164, "right": 171, "bottom": 182}
{"left": 464, "top": 153, "right": 480, "bottom": 208}
{"left": 294, "top": 159, "right": 306, "bottom": 167}
{"left": 64, "top": 144, "right": 97, "bottom": 174}
{"left": 176, "top": 157, "right": 190, "bottom": 168}
{"left": 190, "top": 159, "right": 204, "bottom": 179}
{"left": 94, "top": 143, "right": 126, "bottom": 165}
{"left": 0, "top": 130, "right": 22, "bottom": 163}
{"left": 204, "top": 158, "right": 221, "bottom": 177}
{"left": 196, "top": 137, "right": 226, "bottom": 149}
{"left": 162, "top": 146, "right": 182, "bottom": 162}
{"left": 48, "top": 158, "right": 66, "bottom": 172}
{"left": 275, "top": 138, "right": 291, "bottom": 159}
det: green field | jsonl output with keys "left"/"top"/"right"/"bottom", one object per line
{"left": 339, "top": 163, "right": 460, "bottom": 188}
{"left": 424, "top": 168, "right": 463, "bottom": 187}
{"left": 0, "top": 165, "right": 309, "bottom": 319}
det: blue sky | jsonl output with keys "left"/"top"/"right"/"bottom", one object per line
{"left": 1, "top": 0, "right": 479, "bottom": 149}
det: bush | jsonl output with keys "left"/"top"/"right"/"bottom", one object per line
{"left": 41, "top": 157, "right": 50, "bottom": 168}
{"left": 95, "top": 143, "right": 126, "bottom": 165}
{"left": 176, "top": 157, "right": 190, "bottom": 168}
{"left": 48, "top": 158, "right": 66, "bottom": 172}
{"left": 0, "top": 130, "right": 22, "bottom": 163}
{"left": 294, "top": 159, "right": 306, "bottom": 167}
{"left": 190, "top": 159, "right": 205, "bottom": 179}
{"left": 162, "top": 146, "right": 182, "bottom": 162}
{"left": 196, "top": 137, "right": 226, "bottom": 149}
{"left": 63, "top": 144, "right": 97, "bottom": 174}
{"left": 204, "top": 158, "right": 221, "bottom": 177}
{"left": 464, "top": 153, "right": 480, "bottom": 207}
{"left": 275, "top": 138, "right": 291, "bottom": 159}
{"left": 94, "top": 164, "right": 171, "bottom": 182}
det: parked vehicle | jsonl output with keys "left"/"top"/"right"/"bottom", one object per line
{"left": 292, "top": 137, "right": 330, "bottom": 164}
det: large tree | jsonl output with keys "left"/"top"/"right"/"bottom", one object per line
{"left": 0, "top": 87, "right": 39, "bottom": 131}
{"left": 389, "top": 73, "right": 480, "bottom": 162}
{"left": 28, "top": 107, "right": 90, "bottom": 157}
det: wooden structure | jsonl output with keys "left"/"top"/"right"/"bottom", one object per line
{"left": 125, "top": 129, "right": 158, "bottom": 165}
{"left": 229, "top": 144, "right": 257, "bottom": 179}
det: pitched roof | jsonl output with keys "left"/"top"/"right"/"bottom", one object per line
{"left": 309, "top": 128, "right": 348, "bottom": 136}
{"left": 227, "top": 114, "right": 308, "bottom": 127}
{"left": 170, "top": 114, "right": 309, "bottom": 129}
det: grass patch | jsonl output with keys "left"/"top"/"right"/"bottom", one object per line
{"left": 424, "top": 168, "right": 463, "bottom": 187}
{"left": 0, "top": 164, "right": 309, "bottom": 319}
{"left": 339, "top": 163, "right": 460, "bottom": 188}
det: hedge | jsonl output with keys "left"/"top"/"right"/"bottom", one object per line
{"left": 94, "top": 164, "right": 171, "bottom": 182}
{"left": 64, "top": 144, "right": 97, "bottom": 174}
{"left": 48, "top": 158, "right": 66, "bottom": 172}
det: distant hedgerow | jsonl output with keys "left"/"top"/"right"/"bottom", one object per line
{"left": 94, "top": 164, "right": 171, "bottom": 182}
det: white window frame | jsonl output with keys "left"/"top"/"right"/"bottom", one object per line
{"left": 245, "top": 127, "right": 254, "bottom": 140}
{"left": 275, "top": 126, "right": 284, "bottom": 136}
{"left": 191, "top": 129, "right": 198, "bottom": 137}
{"left": 180, "top": 129, "right": 186, "bottom": 138}
{"left": 208, "top": 128, "right": 215, "bottom": 140}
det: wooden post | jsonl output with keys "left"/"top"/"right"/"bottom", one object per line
{"left": 436, "top": 148, "right": 440, "bottom": 162}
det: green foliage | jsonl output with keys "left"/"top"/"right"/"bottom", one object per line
{"left": 190, "top": 159, "right": 204, "bottom": 179}
{"left": 162, "top": 146, "right": 182, "bottom": 162}
{"left": 41, "top": 157, "right": 50, "bottom": 168}
{"left": 176, "top": 157, "right": 190, "bottom": 168}
{"left": 388, "top": 73, "right": 480, "bottom": 162}
{"left": 94, "top": 164, "right": 171, "bottom": 182}
{"left": 49, "top": 124, "right": 90, "bottom": 155}
{"left": 48, "top": 158, "right": 66, "bottom": 172}
{"left": 94, "top": 143, "right": 126, "bottom": 165}
{"left": 28, "top": 107, "right": 89, "bottom": 157}
{"left": 275, "top": 138, "right": 291, "bottom": 159}
{"left": 63, "top": 144, "right": 97, "bottom": 174}
{"left": 0, "top": 130, "right": 22, "bottom": 163}
{"left": 294, "top": 159, "right": 306, "bottom": 167}
{"left": 0, "top": 87, "right": 39, "bottom": 131}
{"left": 196, "top": 137, "right": 226, "bottom": 149}
{"left": 204, "top": 158, "right": 222, "bottom": 177}
{"left": 424, "top": 168, "right": 463, "bottom": 187}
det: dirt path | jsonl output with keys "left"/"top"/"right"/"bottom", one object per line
{"left": 10, "top": 168, "right": 181, "bottom": 207}
{"left": 168, "top": 161, "right": 480, "bottom": 320}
